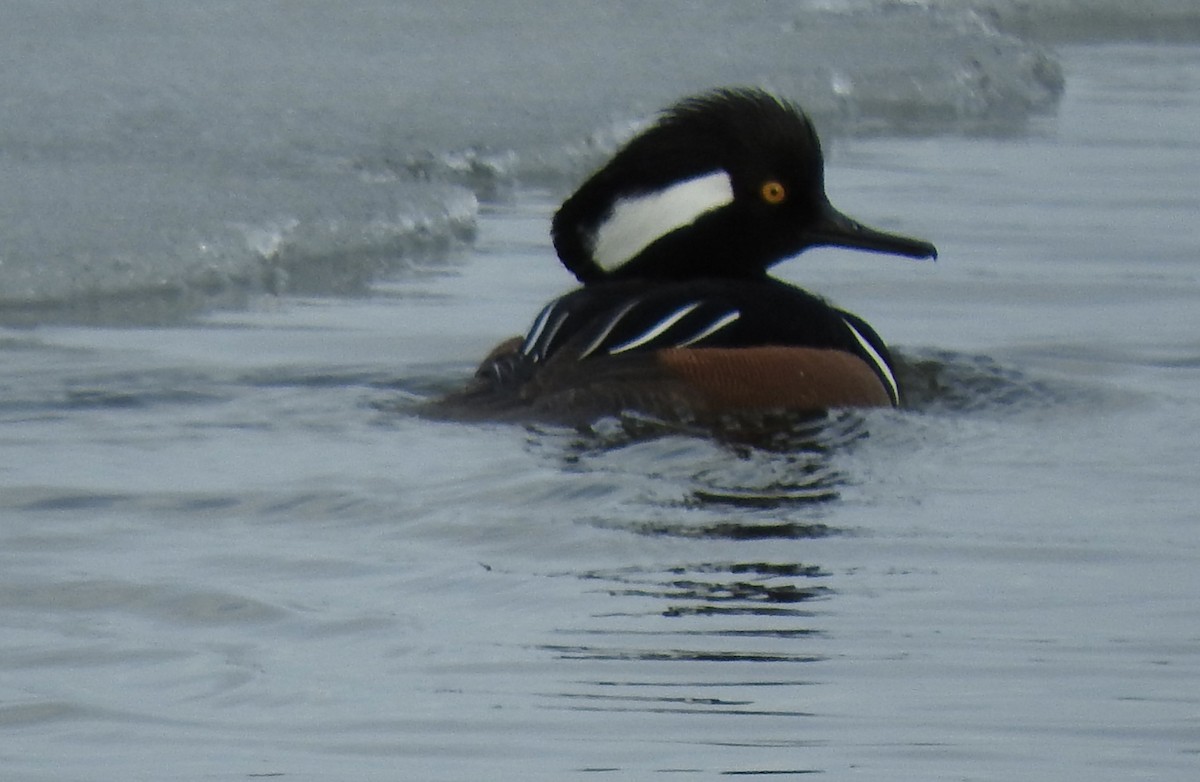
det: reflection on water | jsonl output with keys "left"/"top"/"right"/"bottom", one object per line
{"left": 543, "top": 552, "right": 830, "bottom": 727}
{"left": 534, "top": 409, "right": 873, "bottom": 511}
{"left": 544, "top": 562, "right": 826, "bottom": 764}
{"left": 519, "top": 395, "right": 869, "bottom": 760}
{"left": 577, "top": 562, "right": 830, "bottom": 617}
{"left": 895, "top": 347, "right": 1079, "bottom": 414}
{"left": 590, "top": 517, "right": 838, "bottom": 541}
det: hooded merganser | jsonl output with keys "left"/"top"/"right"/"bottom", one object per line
{"left": 438, "top": 88, "right": 936, "bottom": 423}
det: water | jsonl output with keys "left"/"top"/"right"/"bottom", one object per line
{"left": 3, "top": 2, "right": 1200, "bottom": 780}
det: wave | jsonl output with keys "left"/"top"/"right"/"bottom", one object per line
{"left": 0, "top": 182, "right": 478, "bottom": 327}
{"left": 2, "top": 0, "right": 1191, "bottom": 326}
{"left": 951, "top": 0, "right": 1200, "bottom": 43}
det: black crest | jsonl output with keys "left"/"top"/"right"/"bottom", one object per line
{"left": 552, "top": 88, "right": 828, "bottom": 283}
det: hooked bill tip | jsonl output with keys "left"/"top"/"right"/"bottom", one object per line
{"left": 812, "top": 205, "right": 937, "bottom": 262}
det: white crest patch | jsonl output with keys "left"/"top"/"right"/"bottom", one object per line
{"left": 590, "top": 171, "right": 734, "bottom": 272}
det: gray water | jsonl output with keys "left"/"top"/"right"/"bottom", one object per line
{"left": 3, "top": 3, "right": 1200, "bottom": 780}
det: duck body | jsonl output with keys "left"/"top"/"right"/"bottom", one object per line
{"left": 435, "top": 88, "right": 935, "bottom": 424}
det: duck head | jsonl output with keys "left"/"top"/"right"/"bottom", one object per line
{"left": 552, "top": 87, "right": 937, "bottom": 282}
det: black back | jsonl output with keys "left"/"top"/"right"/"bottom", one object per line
{"left": 505, "top": 276, "right": 900, "bottom": 405}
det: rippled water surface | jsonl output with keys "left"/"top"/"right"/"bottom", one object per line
{"left": 3, "top": 35, "right": 1200, "bottom": 782}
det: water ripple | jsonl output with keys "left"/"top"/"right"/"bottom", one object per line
{"left": 0, "top": 579, "right": 288, "bottom": 627}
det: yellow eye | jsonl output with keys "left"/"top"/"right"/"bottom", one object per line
{"left": 760, "top": 180, "right": 787, "bottom": 204}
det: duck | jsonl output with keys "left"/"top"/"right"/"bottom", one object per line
{"left": 436, "top": 87, "right": 936, "bottom": 425}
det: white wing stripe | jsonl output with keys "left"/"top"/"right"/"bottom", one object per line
{"left": 673, "top": 310, "right": 740, "bottom": 347}
{"left": 576, "top": 299, "right": 642, "bottom": 360}
{"left": 607, "top": 301, "right": 702, "bottom": 355}
{"left": 841, "top": 318, "right": 900, "bottom": 405}
{"left": 535, "top": 311, "right": 569, "bottom": 360}
{"left": 521, "top": 302, "right": 557, "bottom": 355}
